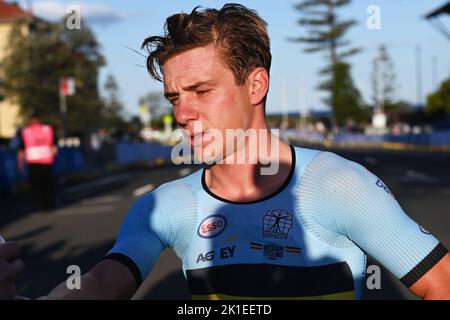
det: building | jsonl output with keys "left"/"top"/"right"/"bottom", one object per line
{"left": 0, "top": 0, "right": 33, "bottom": 139}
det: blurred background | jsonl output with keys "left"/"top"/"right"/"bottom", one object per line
{"left": 0, "top": 0, "right": 449, "bottom": 299}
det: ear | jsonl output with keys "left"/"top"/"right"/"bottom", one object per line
{"left": 247, "top": 67, "right": 269, "bottom": 106}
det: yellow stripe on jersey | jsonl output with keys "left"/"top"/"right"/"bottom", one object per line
{"left": 192, "top": 290, "right": 355, "bottom": 300}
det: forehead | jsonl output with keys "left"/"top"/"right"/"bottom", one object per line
{"left": 162, "top": 44, "right": 229, "bottom": 88}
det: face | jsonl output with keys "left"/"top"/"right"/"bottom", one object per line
{"left": 163, "top": 44, "right": 255, "bottom": 163}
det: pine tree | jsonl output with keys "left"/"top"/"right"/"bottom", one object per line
{"left": 372, "top": 44, "right": 398, "bottom": 113}
{"left": 103, "top": 74, "right": 125, "bottom": 131}
{"left": 290, "top": 0, "right": 363, "bottom": 126}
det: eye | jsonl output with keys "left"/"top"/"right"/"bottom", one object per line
{"left": 169, "top": 97, "right": 179, "bottom": 106}
{"left": 197, "top": 89, "right": 211, "bottom": 96}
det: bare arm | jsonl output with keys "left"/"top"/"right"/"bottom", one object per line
{"left": 52, "top": 145, "right": 58, "bottom": 157}
{"left": 39, "top": 259, "right": 137, "bottom": 300}
{"left": 409, "top": 253, "right": 450, "bottom": 300}
{"left": 17, "top": 150, "right": 25, "bottom": 173}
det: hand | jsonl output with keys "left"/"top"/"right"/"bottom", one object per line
{"left": 0, "top": 242, "right": 25, "bottom": 300}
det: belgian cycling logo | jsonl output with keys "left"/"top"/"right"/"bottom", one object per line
{"left": 262, "top": 209, "right": 293, "bottom": 240}
{"left": 263, "top": 243, "right": 284, "bottom": 260}
{"left": 250, "top": 242, "right": 302, "bottom": 260}
{"left": 198, "top": 215, "right": 227, "bottom": 238}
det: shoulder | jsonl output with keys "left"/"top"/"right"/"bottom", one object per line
{"left": 123, "top": 168, "right": 201, "bottom": 242}
{"left": 297, "top": 149, "right": 384, "bottom": 217}
{"left": 302, "top": 150, "right": 371, "bottom": 186}
{"left": 291, "top": 146, "right": 367, "bottom": 181}
{"left": 299, "top": 149, "right": 400, "bottom": 221}
{"left": 132, "top": 168, "right": 202, "bottom": 215}
{"left": 153, "top": 167, "right": 202, "bottom": 200}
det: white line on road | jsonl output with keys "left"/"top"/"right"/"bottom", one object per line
{"left": 30, "top": 205, "right": 116, "bottom": 219}
{"left": 80, "top": 195, "right": 123, "bottom": 205}
{"left": 47, "top": 205, "right": 115, "bottom": 217}
{"left": 63, "top": 173, "right": 131, "bottom": 195}
{"left": 404, "top": 170, "right": 438, "bottom": 183}
{"left": 133, "top": 184, "right": 155, "bottom": 197}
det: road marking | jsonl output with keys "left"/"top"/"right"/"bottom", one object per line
{"left": 133, "top": 184, "right": 155, "bottom": 197}
{"left": 80, "top": 195, "right": 123, "bottom": 205}
{"left": 63, "top": 173, "right": 131, "bottom": 194}
{"left": 21, "top": 204, "right": 114, "bottom": 218}
{"left": 46, "top": 205, "right": 115, "bottom": 217}
{"left": 404, "top": 170, "right": 438, "bottom": 183}
{"left": 179, "top": 168, "right": 193, "bottom": 177}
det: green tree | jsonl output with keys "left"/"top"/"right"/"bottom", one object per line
{"left": 426, "top": 75, "right": 450, "bottom": 115}
{"left": 290, "top": 0, "right": 364, "bottom": 126}
{"left": 102, "top": 74, "right": 125, "bottom": 131}
{"left": 2, "top": 17, "right": 105, "bottom": 134}
{"left": 372, "top": 44, "right": 398, "bottom": 113}
{"left": 320, "top": 62, "right": 366, "bottom": 123}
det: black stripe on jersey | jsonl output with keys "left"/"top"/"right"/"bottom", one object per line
{"left": 186, "top": 262, "right": 354, "bottom": 297}
{"left": 400, "top": 243, "right": 448, "bottom": 288}
{"left": 102, "top": 253, "right": 142, "bottom": 288}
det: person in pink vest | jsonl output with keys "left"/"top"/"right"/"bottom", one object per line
{"left": 17, "top": 113, "right": 58, "bottom": 211}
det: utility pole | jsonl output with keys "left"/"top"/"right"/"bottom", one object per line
{"left": 59, "top": 77, "right": 75, "bottom": 139}
{"left": 281, "top": 77, "right": 289, "bottom": 129}
{"left": 299, "top": 79, "right": 306, "bottom": 129}
{"left": 432, "top": 55, "right": 438, "bottom": 90}
{"left": 415, "top": 45, "right": 423, "bottom": 106}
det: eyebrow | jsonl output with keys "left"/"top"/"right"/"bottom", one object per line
{"left": 164, "top": 80, "right": 214, "bottom": 99}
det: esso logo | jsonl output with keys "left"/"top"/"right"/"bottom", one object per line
{"left": 198, "top": 215, "right": 227, "bottom": 238}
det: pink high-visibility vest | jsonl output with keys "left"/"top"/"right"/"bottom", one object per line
{"left": 21, "top": 123, "right": 55, "bottom": 165}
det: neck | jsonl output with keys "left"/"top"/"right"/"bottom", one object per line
{"left": 204, "top": 130, "right": 293, "bottom": 203}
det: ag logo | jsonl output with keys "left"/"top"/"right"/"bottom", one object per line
{"left": 198, "top": 215, "right": 227, "bottom": 238}
{"left": 196, "top": 245, "right": 236, "bottom": 263}
{"left": 262, "top": 209, "right": 293, "bottom": 240}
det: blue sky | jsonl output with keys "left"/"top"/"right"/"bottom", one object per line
{"left": 15, "top": 0, "right": 450, "bottom": 116}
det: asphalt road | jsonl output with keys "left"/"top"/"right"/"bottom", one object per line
{"left": 0, "top": 146, "right": 449, "bottom": 299}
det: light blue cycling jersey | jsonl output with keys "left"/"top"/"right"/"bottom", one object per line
{"left": 105, "top": 146, "right": 447, "bottom": 299}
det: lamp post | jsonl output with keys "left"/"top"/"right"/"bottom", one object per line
{"left": 59, "top": 77, "right": 75, "bottom": 139}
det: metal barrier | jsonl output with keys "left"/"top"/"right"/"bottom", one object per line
{"left": 0, "top": 147, "right": 85, "bottom": 193}
{"left": 0, "top": 143, "right": 173, "bottom": 193}
{"left": 116, "top": 142, "right": 172, "bottom": 164}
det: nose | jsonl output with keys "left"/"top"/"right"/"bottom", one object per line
{"left": 174, "top": 96, "right": 199, "bottom": 126}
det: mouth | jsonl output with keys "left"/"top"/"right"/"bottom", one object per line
{"left": 190, "top": 132, "right": 205, "bottom": 146}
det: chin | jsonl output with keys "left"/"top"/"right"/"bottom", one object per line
{"left": 192, "top": 143, "right": 225, "bottom": 165}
